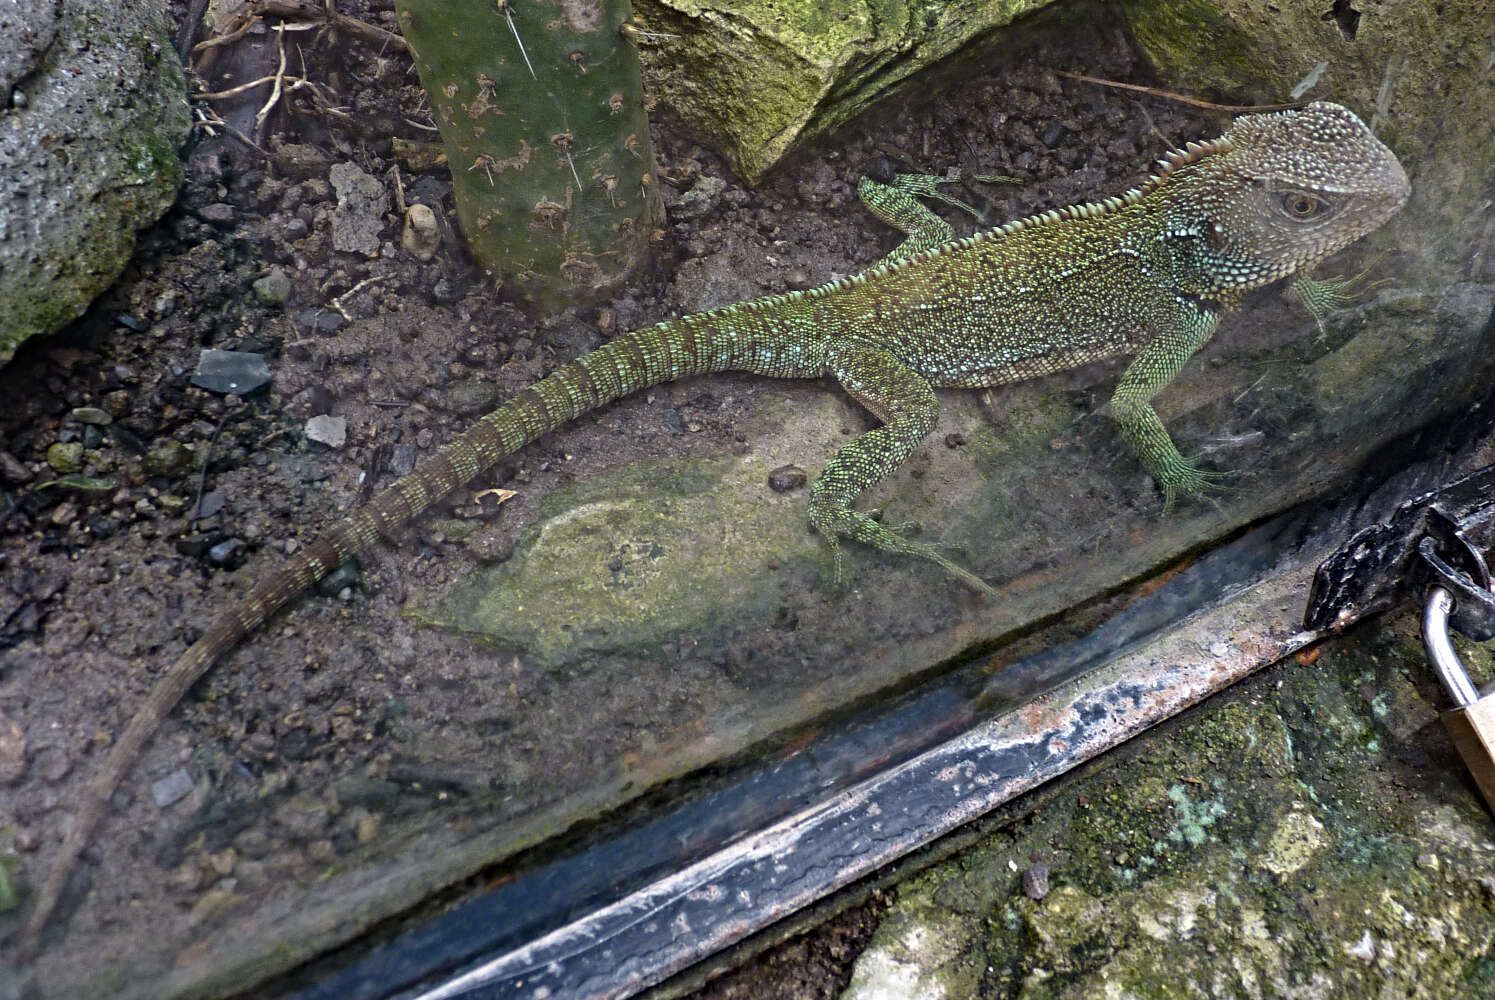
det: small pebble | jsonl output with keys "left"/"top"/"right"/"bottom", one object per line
{"left": 0, "top": 712, "right": 27, "bottom": 785}
{"left": 767, "top": 464, "right": 807, "bottom": 492}
{"left": 45, "top": 441, "right": 85, "bottom": 474}
{"left": 673, "top": 174, "right": 727, "bottom": 221}
{"left": 152, "top": 768, "right": 195, "bottom": 808}
{"left": 1021, "top": 861, "right": 1050, "bottom": 900}
{"left": 198, "top": 202, "right": 236, "bottom": 225}
{"left": 386, "top": 444, "right": 417, "bottom": 477}
{"left": 192, "top": 349, "right": 272, "bottom": 395}
{"left": 355, "top": 811, "right": 381, "bottom": 843}
{"left": 143, "top": 441, "right": 195, "bottom": 477}
{"left": 330, "top": 161, "right": 388, "bottom": 256}
{"left": 71, "top": 407, "right": 112, "bottom": 426}
{"left": 39, "top": 750, "right": 72, "bottom": 783}
{"left": 0, "top": 450, "right": 33, "bottom": 484}
{"left": 101, "top": 390, "right": 132, "bottom": 417}
{"left": 402, "top": 203, "right": 441, "bottom": 261}
{"left": 208, "top": 538, "right": 245, "bottom": 567}
{"left": 312, "top": 312, "right": 347, "bottom": 335}
{"left": 186, "top": 490, "right": 226, "bottom": 520}
{"left": 252, "top": 268, "right": 293, "bottom": 306}
{"left": 316, "top": 560, "right": 362, "bottom": 597}
{"left": 49, "top": 501, "right": 78, "bottom": 527}
{"left": 431, "top": 276, "right": 463, "bottom": 303}
{"left": 305, "top": 414, "right": 348, "bottom": 448}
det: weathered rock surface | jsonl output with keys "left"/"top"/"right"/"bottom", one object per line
{"left": 632, "top": 0, "right": 1058, "bottom": 182}
{"left": 0, "top": 0, "right": 189, "bottom": 364}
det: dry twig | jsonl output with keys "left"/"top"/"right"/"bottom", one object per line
{"left": 1055, "top": 72, "right": 1308, "bottom": 113}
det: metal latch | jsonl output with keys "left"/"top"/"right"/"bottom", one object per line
{"left": 1305, "top": 465, "right": 1495, "bottom": 631}
{"left": 1307, "top": 465, "right": 1495, "bottom": 814}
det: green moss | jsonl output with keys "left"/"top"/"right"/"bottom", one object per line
{"left": 634, "top": 0, "right": 1056, "bottom": 180}
{"left": 848, "top": 617, "right": 1495, "bottom": 998}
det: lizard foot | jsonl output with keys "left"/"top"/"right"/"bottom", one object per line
{"left": 1157, "top": 456, "right": 1231, "bottom": 513}
{"left": 812, "top": 507, "right": 996, "bottom": 597}
{"left": 1293, "top": 262, "right": 1389, "bottom": 336}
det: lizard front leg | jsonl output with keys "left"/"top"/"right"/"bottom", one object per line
{"left": 809, "top": 344, "right": 996, "bottom": 596}
{"left": 1109, "top": 305, "right": 1223, "bottom": 509}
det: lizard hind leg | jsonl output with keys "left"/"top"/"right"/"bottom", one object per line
{"left": 857, "top": 168, "right": 1022, "bottom": 263}
{"left": 808, "top": 345, "right": 997, "bottom": 597}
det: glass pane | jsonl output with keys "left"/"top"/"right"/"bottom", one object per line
{"left": 2, "top": 3, "right": 1490, "bottom": 997}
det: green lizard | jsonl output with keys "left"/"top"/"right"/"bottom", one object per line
{"left": 22, "top": 101, "right": 1409, "bottom": 944}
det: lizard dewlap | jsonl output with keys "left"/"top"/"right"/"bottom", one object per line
{"left": 23, "top": 101, "right": 1409, "bottom": 944}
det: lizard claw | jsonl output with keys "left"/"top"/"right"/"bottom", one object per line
{"left": 1158, "top": 455, "right": 1231, "bottom": 513}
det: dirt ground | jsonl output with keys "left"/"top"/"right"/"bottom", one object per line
{"left": 0, "top": 1, "right": 1215, "bottom": 995}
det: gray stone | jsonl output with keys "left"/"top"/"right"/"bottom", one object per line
{"left": 329, "top": 161, "right": 388, "bottom": 256}
{"left": 197, "top": 203, "right": 236, "bottom": 225}
{"left": 207, "top": 539, "right": 244, "bottom": 567}
{"left": 192, "top": 349, "right": 272, "bottom": 395}
{"left": 0, "top": 450, "right": 32, "bottom": 483}
{"left": 305, "top": 414, "right": 347, "bottom": 448}
{"left": 0, "top": 0, "right": 189, "bottom": 364}
{"left": 672, "top": 175, "right": 726, "bottom": 221}
{"left": 151, "top": 768, "right": 194, "bottom": 808}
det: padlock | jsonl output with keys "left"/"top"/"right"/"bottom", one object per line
{"left": 1423, "top": 586, "right": 1495, "bottom": 813}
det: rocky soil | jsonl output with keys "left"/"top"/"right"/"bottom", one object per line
{"left": 0, "top": 1, "right": 1215, "bottom": 994}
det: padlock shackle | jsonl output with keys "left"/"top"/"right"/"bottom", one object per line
{"left": 1424, "top": 586, "right": 1480, "bottom": 707}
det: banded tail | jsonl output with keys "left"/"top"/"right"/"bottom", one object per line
{"left": 24, "top": 302, "right": 822, "bottom": 946}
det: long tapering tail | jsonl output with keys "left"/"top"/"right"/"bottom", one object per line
{"left": 23, "top": 304, "right": 822, "bottom": 948}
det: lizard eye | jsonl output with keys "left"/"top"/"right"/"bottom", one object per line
{"left": 1278, "top": 190, "right": 1333, "bottom": 221}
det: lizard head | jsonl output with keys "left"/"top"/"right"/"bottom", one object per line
{"left": 1172, "top": 101, "right": 1410, "bottom": 290}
